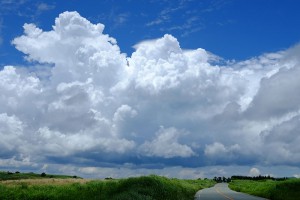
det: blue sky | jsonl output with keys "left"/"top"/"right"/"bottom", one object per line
{"left": 1, "top": 0, "right": 300, "bottom": 65}
{"left": 1, "top": 0, "right": 300, "bottom": 179}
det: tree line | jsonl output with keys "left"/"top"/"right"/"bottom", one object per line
{"left": 213, "top": 175, "right": 289, "bottom": 183}
{"left": 231, "top": 175, "right": 289, "bottom": 181}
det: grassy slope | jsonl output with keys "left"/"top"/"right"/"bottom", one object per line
{"left": 0, "top": 174, "right": 215, "bottom": 200}
{"left": 229, "top": 179, "right": 300, "bottom": 200}
{"left": 0, "top": 171, "right": 76, "bottom": 180}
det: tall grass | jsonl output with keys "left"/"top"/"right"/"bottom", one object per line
{"left": 229, "top": 178, "right": 300, "bottom": 200}
{"left": 0, "top": 171, "right": 76, "bottom": 181}
{"left": 0, "top": 175, "right": 215, "bottom": 200}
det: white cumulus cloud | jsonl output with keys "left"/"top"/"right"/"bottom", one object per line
{"left": 249, "top": 167, "right": 260, "bottom": 176}
{"left": 139, "top": 127, "right": 195, "bottom": 158}
{"left": 0, "top": 11, "right": 300, "bottom": 177}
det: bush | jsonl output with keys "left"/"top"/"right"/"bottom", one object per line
{"left": 229, "top": 179, "right": 300, "bottom": 200}
{"left": 0, "top": 175, "right": 215, "bottom": 200}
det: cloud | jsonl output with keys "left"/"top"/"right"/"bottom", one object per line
{"left": 0, "top": 0, "right": 26, "bottom": 14}
{"left": 246, "top": 63, "right": 300, "bottom": 120}
{"left": 146, "top": 0, "right": 231, "bottom": 37}
{"left": 1, "top": 11, "right": 300, "bottom": 178}
{"left": 294, "top": 174, "right": 300, "bottom": 178}
{"left": 0, "top": 113, "right": 24, "bottom": 156}
{"left": 97, "top": 8, "right": 130, "bottom": 30}
{"left": 139, "top": 127, "right": 195, "bottom": 158}
{"left": 204, "top": 142, "right": 243, "bottom": 165}
{"left": 4, "top": 11, "right": 134, "bottom": 165}
{"left": 249, "top": 167, "right": 260, "bottom": 176}
{"left": 260, "top": 114, "right": 300, "bottom": 165}
{"left": 204, "top": 142, "right": 240, "bottom": 159}
{"left": 146, "top": 18, "right": 164, "bottom": 27}
{"left": 113, "top": 13, "right": 129, "bottom": 27}
{"left": 36, "top": 2, "right": 55, "bottom": 12}
{"left": 13, "top": 12, "right": 126, "bottom": 86}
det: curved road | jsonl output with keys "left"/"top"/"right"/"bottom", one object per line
{"left": 195, "top": 183, "right": 268, "bottom": 200}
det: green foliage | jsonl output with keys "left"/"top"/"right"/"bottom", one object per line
{"left": 0, "top": 174, "right": 215, "bottom": 200}
{"left": 105, "top": 175, "right": 204, "bottom": 200}
{"left": 0, "top": 171, "right": 78, "bottom": 181}
{"left": 229, "top": 178, "right": 300, "bottom": 200}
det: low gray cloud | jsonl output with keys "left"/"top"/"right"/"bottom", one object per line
{"left": 1, "top": 11, "right": 300, "bottom": 178}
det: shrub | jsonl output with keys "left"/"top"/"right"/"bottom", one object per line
{"left": 41, "top": 172, "right": 47, "bottom": 177}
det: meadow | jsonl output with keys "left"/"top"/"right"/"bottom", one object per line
{"left": 229, "top": 178, "right": 300, "bottom": 200}
{"left": 0, "top": 171, "right": 77, "bottom": 181}
{"left": 0, "top": 171, "right": 215, "bottom": 200}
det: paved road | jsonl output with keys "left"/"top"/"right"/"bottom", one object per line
{"left": 195, "top": 183, "right": 268, "bottom": 200}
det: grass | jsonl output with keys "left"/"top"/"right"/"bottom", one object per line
{"left": 0, "top": 174, "right": 215, "bottom": 200}
{"left": 0, "top": 171, "right": 77, "bottom": 181}
{"left": 229, "top": 178, "right": 300, "bottom": 200}
{"left": 1, "top": 178, "right": 89, "bottom": 186}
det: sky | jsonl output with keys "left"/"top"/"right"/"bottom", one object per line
{"left": 0, "top": 0, "right": 300, "bottom": 179}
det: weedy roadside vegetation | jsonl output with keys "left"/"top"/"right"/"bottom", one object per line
{"left": 229, "top": 178, "right": 300, "bottom": 200}
{"left": 0, "top": 172, "right": 215, "bottom": 200}
{"left": 0, "top": 171, "right": 76, "bottom": 181}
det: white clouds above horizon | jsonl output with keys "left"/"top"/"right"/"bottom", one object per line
{"left": 139, "top": 127, "right": 196, "bottom": 158}
{"left": 1, "top": 11, "right": 300, "bottom": 178}
{"left": 249, "top": 167, "right": 260, "bottom": 176}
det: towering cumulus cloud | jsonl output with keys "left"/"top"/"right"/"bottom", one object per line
{"left": 1, "top": 11, "right": 300, "bottom": 177}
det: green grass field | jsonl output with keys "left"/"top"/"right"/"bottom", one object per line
{"left": 229, "top": 178, "right": 300, "bottom": 200}
{"left": 0, "top": 172, "right": 215, "bottom": 200}
{"left": 0, "top": 171, "right": 77, "bottom": 181}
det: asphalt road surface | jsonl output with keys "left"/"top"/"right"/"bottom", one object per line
{"left": 195, "top": 183, "right": 268, "bottom": 200}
